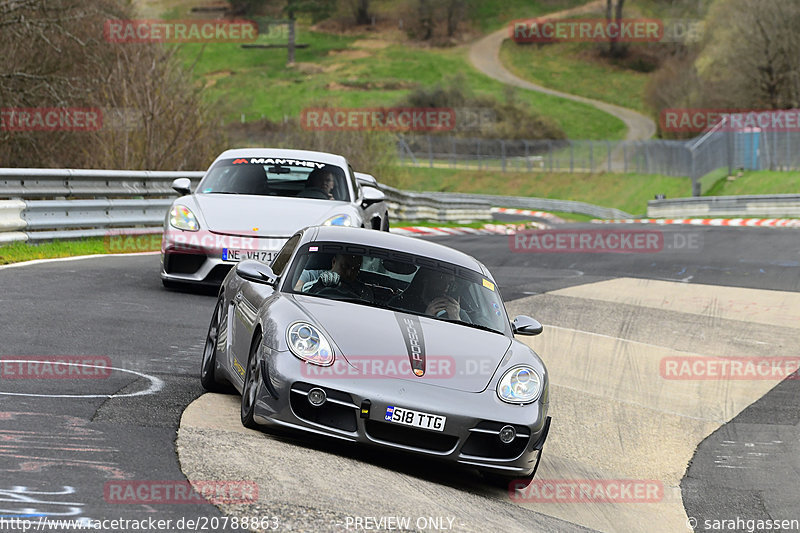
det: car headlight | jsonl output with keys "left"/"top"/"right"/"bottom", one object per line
{"left": 322, "top": 214, "right": 353, "bottom": 227}
{"left": 169, "top": 205, "right": 199, "bottom": 231}
{"left": 286, "top": 322, "right": 334, "bottom": 366}
{"left": 496, "top": 365, "right": 542, "bottom": 404}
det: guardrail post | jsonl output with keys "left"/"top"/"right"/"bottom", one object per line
{"left": 623, "top": 143, "right": 628, "bottom": 173}
{"left": 525, "top": 141, "right": 531, "bottom": 172}
{"left": 570, "top": 143, "right": 574, "bottom": 173}
{"left": 501, "top": 140, "right": 506, "bottom": 172}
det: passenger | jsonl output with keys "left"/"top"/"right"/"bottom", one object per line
{"left": 391, "top": 268, "right": 470, "bottom": 321}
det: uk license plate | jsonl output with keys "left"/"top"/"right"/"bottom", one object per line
{"left": 222, "top": 249, "right": 276, "bottom": 263}
{"left": 384, "top": 405, "right": 446, "bottom": 432}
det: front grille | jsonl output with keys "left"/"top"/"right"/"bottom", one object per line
{"left": 460, "top": 421, "right": 530, "bottom": 460}
{"left": 290, "top": 383, "right": 358, "bottom": 432}
{"left": 164, "top": 252, "right": 205, "bottom": 274}
{"left": 365, "top": 420, "right": 458, "bottom": 453}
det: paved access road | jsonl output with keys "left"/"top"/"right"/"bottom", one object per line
{"left": 1, "top": 225, "right": 798, "bottom": 532}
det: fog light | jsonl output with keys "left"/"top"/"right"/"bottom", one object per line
{"left": 307, "top": 387, "right": 327, "bottom": 407}
{"left": 499, "top": 425, "right": 516, "bottom": 444}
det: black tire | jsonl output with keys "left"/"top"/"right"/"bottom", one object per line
{"left": 381, "top": 214, "right": 390, "bottom": 232}
{"left": 241, "top": 332, "right": 262, "bottom": 429}
{"left": 200, "top": 296, "right": 225, "bottom": 392}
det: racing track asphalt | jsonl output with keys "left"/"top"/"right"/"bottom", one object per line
{"left": 0, "top": 225, "right": 798, "bottom": 532}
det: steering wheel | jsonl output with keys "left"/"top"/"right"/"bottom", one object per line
{"left": 315, "top": 285, "right": 361, "bottom": 299}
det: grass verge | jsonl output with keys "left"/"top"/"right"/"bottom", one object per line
{"left": 499, "top": 40, "right": 649, "bottom": 113}
{"left": 387, "top": 165, "right": 690, "bottom": 215}
{"left": 703, "top": 170, "right": 800, "bottom": 197}
{"left": 0, "top": 237, "right": 161, "bottom": 266}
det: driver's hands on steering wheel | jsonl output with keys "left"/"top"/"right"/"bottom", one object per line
{"left": 318, "top": 271, "right": 340, "bottom": 287}
{"left": 426, "top": 295, "right": 461, "bottom": 320}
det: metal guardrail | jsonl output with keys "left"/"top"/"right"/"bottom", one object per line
{"left": 648, "top": 194, "right": 800, "bottom": 218}
{"left": 423, "top": 192, "right": 634, "bottom": 220}
{"left": 379, "top": 184, "right": 491, "bottom": 222}
{"left": 0, "top": 168, "right": 495, "bottom": 243}
{"left": 0, "top": 168, "right": 205, "bottom": 198}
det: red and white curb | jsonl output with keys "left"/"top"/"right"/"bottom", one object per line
{"left": 592, "top": 218, "right": 800, "bottom": 228}
{"left": 390, "top": 221, "right": 550, "bottom": 237}
{"left": 491, "top": 207, "right": 566, "bottom": 223}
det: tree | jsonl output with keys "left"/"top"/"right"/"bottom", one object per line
{"left": 355, "top": 0, "right": 370, "bottom": 25}
{"left": 445, "top": 0, "right": 465, "bottom": 38}
{"left": 696, "top": 0, "right": 800, "bottom": 109}
{"left": 605, "top": 0, "right": 626, "bottom": 57}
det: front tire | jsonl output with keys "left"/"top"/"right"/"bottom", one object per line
{"left": 381, "top": 214, "right": 390, "bottom": 232}
{"left": 241, "top": 332, "right": 262, "bottom": 429}
{"left": 200, "top": 296, "right": 225, "bottom": 392}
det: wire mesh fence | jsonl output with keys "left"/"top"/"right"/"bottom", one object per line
{"left": 397, "top": 129, "right": 800, "bottom": 196}
{"left": 397, "top": 135, "right": 693, "bottom": 176}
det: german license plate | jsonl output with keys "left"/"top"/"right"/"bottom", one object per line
{"left": 384, "top": 405, "right": 446, "bottom": 432}
{"left": 222, "top": 249, "right": 276, "bottom": 263}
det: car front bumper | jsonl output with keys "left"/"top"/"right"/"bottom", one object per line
{"left": 160, "top": 228, "right": 288, "bottom": 286}
{"left": 252, "top": 346, "right": 550, "bottom": 477}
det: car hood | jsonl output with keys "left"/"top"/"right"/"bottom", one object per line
{"left": 292, "top": 295, "right": 512, "bottom": 393}
{"left": 193, "top": 194, "right": 354, "bottom": 236}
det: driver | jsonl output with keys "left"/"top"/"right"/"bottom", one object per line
{"left": 297, "top": 169, "right": 335, "bottom": 200}
{"left": 306, "top": 253, "right": 373, "bottom": 301}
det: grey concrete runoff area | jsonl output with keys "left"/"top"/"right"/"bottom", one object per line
{"left": 1, "top": 224, "right": 799, "bottom": 532}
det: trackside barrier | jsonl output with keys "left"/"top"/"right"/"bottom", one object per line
{"left": 0, "top": 168, "right": 205, "bottom": 198}
{"left": 648, "top": 194, "right": 800, "bottom": 218}
{"left": 424, "top": 192, "right": 634, "bottom": 219}
{"left": 379, "top": 184, "right": 491, "bottom": 222}
{"left": 0, "top": 168, "right": 493, "bottom": 242}
{"left": 0, "top": 200, "right": 27, "bottom": 243}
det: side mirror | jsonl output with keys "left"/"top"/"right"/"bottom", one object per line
{"left": 235, "top": 260, "right": 277, "bottom": 286}
{"left": 361, "top": 186, "right": 385, "bottom": 207}
{"left": 512, "top": 315, "right": 543, "bottom": 336}
{"left": 171, "top": 177, "right": 191, "bottom": 196}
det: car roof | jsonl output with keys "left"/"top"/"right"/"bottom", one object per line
{"left": 215, "top": 148, "right": 349, "bottom": 168}
{"left": 306, "top": 226, "right": 490, "bottom": 275}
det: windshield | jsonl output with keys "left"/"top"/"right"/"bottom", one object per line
{"left": 197, "top": 157, "right": 350, "bottom": 201}
{"left": 285, "top": 242, "right": 510, "bottom": 335}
